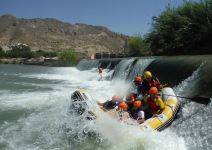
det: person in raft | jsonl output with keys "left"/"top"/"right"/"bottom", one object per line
{"left": 133, "top": 75, "right": 143, "bottom": 96}
{"left": 97, "top": 95, "right": 121, "bottom": 111}
{"left": 128, "top": 100, "right": 145, "bottom": 124}
{"left": 141, "top": 71, "right": 161, "bottom": 96}
{"left": 117, "top": 101, "right": 130, "bottom": 121}
{"left": 98, "top": 67, "right": 103, "bottom": 81}
{"left": 125, "top": 92, "right": 137, "bottom": 112}
{"left": 126, "top": 75, "right": 143, "bottom": 104}
{"left": 144, "top": 87, "right": 165, "bottom": 117}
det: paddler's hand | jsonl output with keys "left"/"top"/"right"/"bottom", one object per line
{"left": 160, "top": 83, "right": 168, "bottom": 89}
{"left": 97, "top": 101, "right": 104, "bottom": 106}
{"left": 153, "top": 114, "right": 158, "bottom": 117}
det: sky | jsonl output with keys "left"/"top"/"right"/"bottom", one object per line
{"left": 0, "top": 0, "right": 193, "bottom": 36}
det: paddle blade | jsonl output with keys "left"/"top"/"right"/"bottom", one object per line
{"left": 191, "top": 96, "right": 211, "bottom": 105}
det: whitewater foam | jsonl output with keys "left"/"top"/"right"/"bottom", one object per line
{"left": 0, "top": 64, "right": 188, "bottom": 150}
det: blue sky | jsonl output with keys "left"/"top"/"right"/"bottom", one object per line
{"left": 0, "top": 0, "right": 195, "bottom": 35}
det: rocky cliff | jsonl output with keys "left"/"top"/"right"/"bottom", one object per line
{"left": 0, "top": 14, "right": 128, "bottom": 56}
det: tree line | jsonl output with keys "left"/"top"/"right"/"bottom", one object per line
{"left": 127, "top": 0, "right": 212, "bottom": 56}
{"left": 0, "top": 44, "right": 80, "bottom": 65}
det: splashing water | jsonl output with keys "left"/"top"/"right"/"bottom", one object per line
{"left": 95, "top": 111, "right": 187, "bottom": 150}
{"left": 126, "top": 58, "right": 154, "bottom": 81}
{"left": 112, "top": 58, "right": 136, "bottom": 80}
{"left": 171, "top": 63, "right": 212, "bottom": 150}
{"left": 173, "top": 63, "right": 204, "bottom": 96}
{"left": 0, "top": 64, "right": 188, "bottom": 150}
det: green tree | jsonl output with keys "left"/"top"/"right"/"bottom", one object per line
{"left": 127, "top": 36, "right": 150, "bottom": 56}
{"left": 58, "top": 50, "right": 79, "bottom": 65}
{"left": 7, "top": 44, "right": 32, "bottom": 58}
{"left": 146, "top": 0, "right": 212, "bottom": 55}
{"left": 0, "top": 46, "right": 5, "bottom": 58}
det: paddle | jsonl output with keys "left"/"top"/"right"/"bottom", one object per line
{"left": 163, "top": 94, "right": 211, "bottom": 105}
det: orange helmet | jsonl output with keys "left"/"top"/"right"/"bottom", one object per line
{"left": 112, "top": 95, "right": 121, "bottom": 101}
{"left": 134, "top": 76, "right": 142, "bottom": 82}
{"left": 133, "top": 100, "right": 142, "bottom": 108}
{"left": 149, "top": 87, "right": 158, "bottom": 94}
{"left": 118, "top": 102, "right": 128, "bottom": 110}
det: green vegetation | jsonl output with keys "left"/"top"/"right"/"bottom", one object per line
{"left": 0, "top": 44, "right": 82, "bottom": 66}
{"left": 58, "top": 50, "right": 80, "bottom": 65}
{"left": 127, "top": 36, "right": 150, "bottom": 56}
{"left": 146, "top": 0, "right": 212, "bottom": 55}
{"left": 0, "top": 44, "right": 81, "bottom": 66}
{"left": 0, "top": 46, "right": 4, "bottom": 58}
{"left": 32, "top": 50, "right": 58, "bottom": 58}
{"left": 127, "top": 0, "right": 212, "bottom": 56}
{"left": 0, "top": 44, "right": 83, "bottom": 66}
{"left": 6, "top": 44, "right": 32, "bottom": 58}
{"left": 0, "top": 44, "right": 58, "bottom": 59}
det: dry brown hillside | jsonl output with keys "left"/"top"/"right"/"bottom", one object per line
{"left": 0, "top": 14, "right": 128, "bottom": 57}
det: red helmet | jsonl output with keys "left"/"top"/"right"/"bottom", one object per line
{"left": 118, "top": 102, "right": 128, "bottom": 110}
{"left": 133, "top": 100, "right": 142, "bottom": 108}
{"left": 134, "top": 76, "right": 142, "bottom": 82}
{"left": 149, "top": 87, "right": 158, "bottom": 94}
{"left": 112, "top": 95, "right": 121, "bottom": 101}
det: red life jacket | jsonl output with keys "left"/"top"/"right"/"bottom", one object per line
{"left": 142, "top": 78, "right": 161, "bottom": 95}
{"left": 149, "top": 79, "right": 160, "bottom": 89}
{"left": 147, "top": 96, "right": 160, "bottom": 112}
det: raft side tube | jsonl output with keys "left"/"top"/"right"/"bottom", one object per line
{"left": 141, "top": 87, "right": 180, "bottom": 131}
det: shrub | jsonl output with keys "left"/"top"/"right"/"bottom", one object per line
{"left": 58, "top": 50, "right": 80, "bottom": 65}
{"left": 33, "top": 50, "right": 58, "bottom": 58}
{"left": 7, "top": 44, "right": 32, "bottom": 58}
{"left": 0, "top": 46, "right": 5, "bottom": 58}
{"left": 127, "top": 36, "right": 150, "bottom": 56}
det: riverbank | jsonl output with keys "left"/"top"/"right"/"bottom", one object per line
{"left": 0, "top": 57, "right": 65, "bottom": 66}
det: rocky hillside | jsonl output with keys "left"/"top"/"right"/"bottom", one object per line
{"left": 0, "top": 14, "right": 128, "bottom": 56}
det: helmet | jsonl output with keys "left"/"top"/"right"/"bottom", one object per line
{"left": 143, "top": 71, "right": 152, "bottom": 79}
{"left": 112, "top": 95, "right": 121, "bottom": 101}
{"left": 149, "top": 87, "right": 158, "bottom": 94}
{"left": 118, "top": 102, "right": 128, "bottom": 110}
{"left": 133, "top": 100, "right": 142, "bottom": 108}
{"left": 134, "top": 76, "right": 142, "bottom": 82}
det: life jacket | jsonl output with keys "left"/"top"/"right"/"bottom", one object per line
{"left": 103, "top": 100, "right": 118, "bottom": 110}
{"left": 136, "top": 84, "right": 143, "bottom": 96}
{"left": 147, "top": 96, "right": 160, "bottom": 112}
{"left": 126, "top": 101, "right": 133, "bottom": 112}
{"left": 141, "top": 78, "right": 160, "bottom": 95}
{"left": 129, "top": 108, "right": 141, "bottom": 120}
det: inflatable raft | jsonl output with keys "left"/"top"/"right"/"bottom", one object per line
{"left": 70, "top": 87, "right": 180, "bottom": 131}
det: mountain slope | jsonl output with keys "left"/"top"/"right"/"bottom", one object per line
{"left": 0, "top": 14, "right": 128, "bottom": 56}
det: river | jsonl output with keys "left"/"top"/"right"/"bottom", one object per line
{"left": 0, "top": 55, "right": 211, "bottom": 150}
